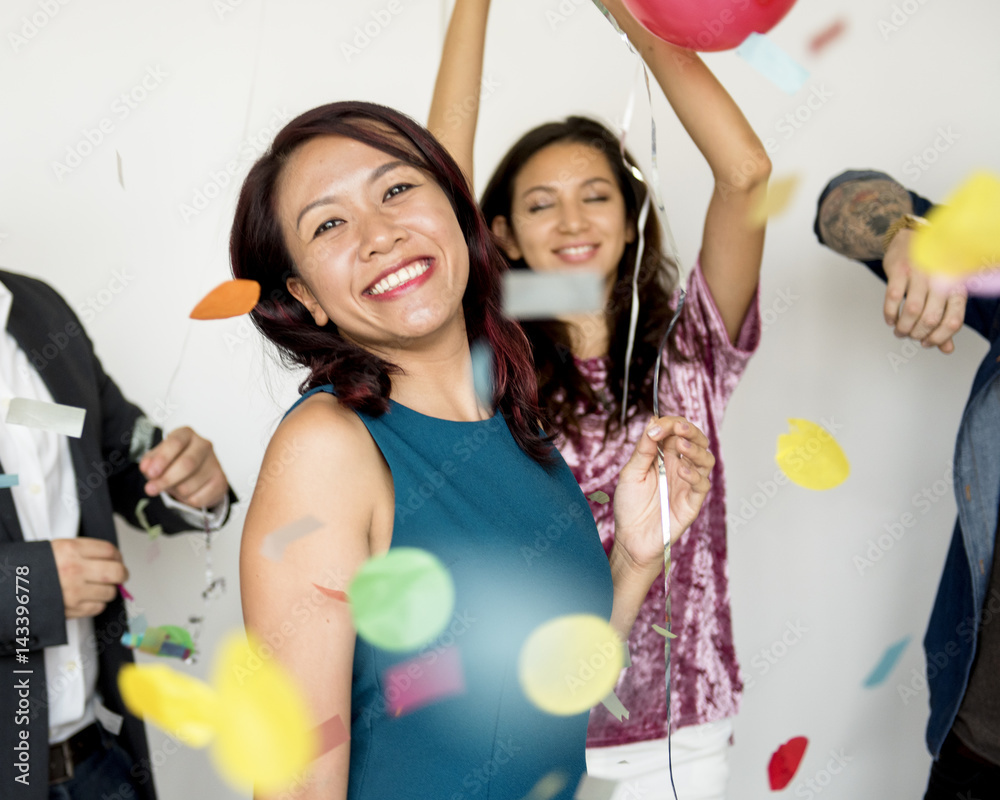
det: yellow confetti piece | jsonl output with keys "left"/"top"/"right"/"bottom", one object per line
{"left": 775, "top": 418, "right": 849, "bottom": 491}
{"left": 519, "top": 771, "right": 569, "bottom": 800}
{"left": 587, "top": 491, "right": 610, "bottom": 504}
{"left": 748, "top": 174, "right": 800, "bottom": 227}
{"left": 190, "top": 279, "right": 261, "bottom": 320}
{"left": 911, "top": 172, "right": 1000, "bottom": 278}
{"left": 518, "top": 615, "right": 623, "bottom": 716}
{"left": 118, "top": 630, "right": 318, "bottom": 794}
{"left": 118, "top": 664, "right": 218, "bottom": 747}
{"left": 212, "top": 632, "right": 317, "bottom": 793}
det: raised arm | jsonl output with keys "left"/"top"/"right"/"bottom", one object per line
{"left": 600, "top": 0, "right": 770, "bottom": 343}
{"left": 427, "top": 0, "right": 492, "bottom": 186}
{"left": 240, "top": 397, "right": 382, "bottom": 800}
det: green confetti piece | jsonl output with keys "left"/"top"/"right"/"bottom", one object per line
{"left": 652, "top": 624, "right": 677, "bottom": 639}
{"left": 349, "top": 548, "right": 455, "bottom": 652}
{"left": 587, "top": 491, "right": 610, "bottom": 504}
{"left": 160, "top": 625, "right": 196, "bottom": 651}
{"left": 137, "top": 627, "right": 169, "bottom": 654}
{"left": 135, "top": 498, "right": 163, "bottom": 540}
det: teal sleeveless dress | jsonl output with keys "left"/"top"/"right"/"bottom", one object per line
{"left": 287, "top": 386, "right": 614, "bottom": 800}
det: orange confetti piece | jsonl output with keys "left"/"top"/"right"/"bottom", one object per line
{"left": 190, "top": 280, "right": 261, "bottom": 320}
{"left": 313, "top": 584, "right": 348, "bottom": 602}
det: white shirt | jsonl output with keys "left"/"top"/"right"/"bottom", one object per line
{"left": 0, "top": 279, "right": 226, "bottom": 744}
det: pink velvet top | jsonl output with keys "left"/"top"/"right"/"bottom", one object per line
{"left": 553, "top": 260, "right": 761, "bottom": 747}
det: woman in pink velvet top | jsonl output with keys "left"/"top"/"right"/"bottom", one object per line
{"left": 430, "top": 1, "right": 769, "bottom": 796}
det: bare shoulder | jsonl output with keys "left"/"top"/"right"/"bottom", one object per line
{"left": 242, "top": 392, "right": 388, "bottom": 566}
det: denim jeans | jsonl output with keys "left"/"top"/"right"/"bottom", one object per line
{"left": 48, "top": 729, "right": 135, "bottom": 800}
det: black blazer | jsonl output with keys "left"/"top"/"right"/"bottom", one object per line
{"left": 0, "top": 270, "right": 221, "bottom": 800}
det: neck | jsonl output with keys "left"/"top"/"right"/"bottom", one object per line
{"left": 362, "top": 320, "right": 490, "bottom": 422}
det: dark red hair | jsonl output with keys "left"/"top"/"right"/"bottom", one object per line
{"left": 230, "top": 101, "right": 554, "bottom": 466}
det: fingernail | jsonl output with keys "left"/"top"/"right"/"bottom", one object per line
{"left": 679, "top": 422, "right": 690, "bottom": 432}
{"left": 647, "top": 424, "right": 663, "bottom": 437}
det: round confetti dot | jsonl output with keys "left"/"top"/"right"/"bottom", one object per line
{"left": 518, "top": 615, "right": 623, "bottom": 716}
{"left": 212, "top": 632, "right": 318, "bottom": 794}
{"left": 349, "top": 548, "right": 455, "bottom": 652}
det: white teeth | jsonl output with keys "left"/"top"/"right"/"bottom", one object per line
{"left": 368, "top": 260, "right": 430, "bottom": 296}
{"left": 559, "top": 245, "right": 595, "bottom": 256}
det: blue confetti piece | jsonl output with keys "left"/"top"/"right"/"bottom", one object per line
{"left": 737, "top": 33, "right": 809, "bottom": 95}
{"left": 0, "top": 474, "right": 18, "bottom": 488}
{"left": 864, "top": 636, "right": 911, "bottom": 688}
{"left": 470, "top": 339, "right": 494, "bottom": 410}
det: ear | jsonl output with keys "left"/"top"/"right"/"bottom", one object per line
{"left": 625, "top": 216, "right": 638, "bottom": 245}
{"left": 286, "top": 277, "right": 330, "bottom": 327}
{"left": 490, "top": 216, "right": 523, "bottom": 261}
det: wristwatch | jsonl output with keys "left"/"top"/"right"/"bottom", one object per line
{"left": 881, "top": 213, "right": 928, "bottom": 254}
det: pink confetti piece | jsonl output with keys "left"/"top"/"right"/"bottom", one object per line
{"left": 808, "top": 18, "right": 847, "bottom": 55}
{"left": 311, "top": 714, "right": 350, "bottom": 758}
{"left": 382, "top": 645, "right": 465, "bottom": 717}
{"left": 118, "top": 584, "right": 134, "bottom": 601}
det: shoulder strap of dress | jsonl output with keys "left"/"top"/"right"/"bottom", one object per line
{"left": 282, "top": 384, "right": 336, "bottom": 421}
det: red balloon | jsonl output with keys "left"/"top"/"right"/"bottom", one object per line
{"left": 621, "top": 0, "right": 799, "bottom": 52}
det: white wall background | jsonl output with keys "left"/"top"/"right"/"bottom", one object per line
{"left": 1, "top": 0, "right": 996, "bottom": 797}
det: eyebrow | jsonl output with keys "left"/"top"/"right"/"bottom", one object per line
{"left": 295, "top": 159, "right": 410, "bottom": 231}
{"left": 519, "top": 176, "right": 614, "bottom": 201}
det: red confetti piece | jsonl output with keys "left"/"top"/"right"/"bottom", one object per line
{"left": 311, "top": 714, "right": 350, "bottom": 758}
{"left": 808, "top": 19, "right": 846, "bottom": 55}
{"left": 118, "top": 584, "right": 134, "bottom": 601}
{"left": 768, "top": 736, "right": 808, "bottom": 790}
{"left": 312, "top": 583, "right": 348, "bottom": 602}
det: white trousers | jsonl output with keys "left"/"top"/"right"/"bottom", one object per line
{"left": 584, "top": 719, "right": 734, "bottom": 800}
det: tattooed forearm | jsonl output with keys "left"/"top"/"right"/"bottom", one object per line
{"left": 818, "top": 178, "right": 913, "bottom": 260}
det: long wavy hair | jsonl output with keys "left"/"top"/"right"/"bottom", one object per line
{"left": 480, "top": 117, "right": 689, "bottom": 444}
{"left": 230, "top": 101, "right": 555, "bottom": 466}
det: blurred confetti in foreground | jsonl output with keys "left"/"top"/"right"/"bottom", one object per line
{"left": 749, "top": 174, "right": 801, "bottom": 227}
{"left": 383, "top": 645, "right": 466, "bottom": 716}
{"left": 519, "top": 615, "right": 623, "bottom": 715}
{"left": 910, "top": 171, "right": 1000, "bottom": 291}
{"left": 736, "top": 33, "right": 809, "bottom": 95}
{"left": 260, "top": 515, "right": 323, "bottom": 562}
{"left": 503, "top": 271, "right": 605, "bottom": 320}
{"left": 119, "top": 631, "right": 321, "bottom": 792}
{"left": 349, "top": 548, "right": 456, "bottom": 651}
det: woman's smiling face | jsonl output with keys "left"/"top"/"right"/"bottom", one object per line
{"left": 277, "top": 134, "right": 470, "bottom": 351}
{"left": 494, "top": 140, "right": 635, "bottom": 287}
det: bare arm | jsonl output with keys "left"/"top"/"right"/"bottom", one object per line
{"left": 600, "top": 0, "right": 770, "bottom": 343}
{"left": 427, "top": 0, "right": 492, "bottom": 186}
{"left": 241, "top": 397, "right": 385, "bottom": 800}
